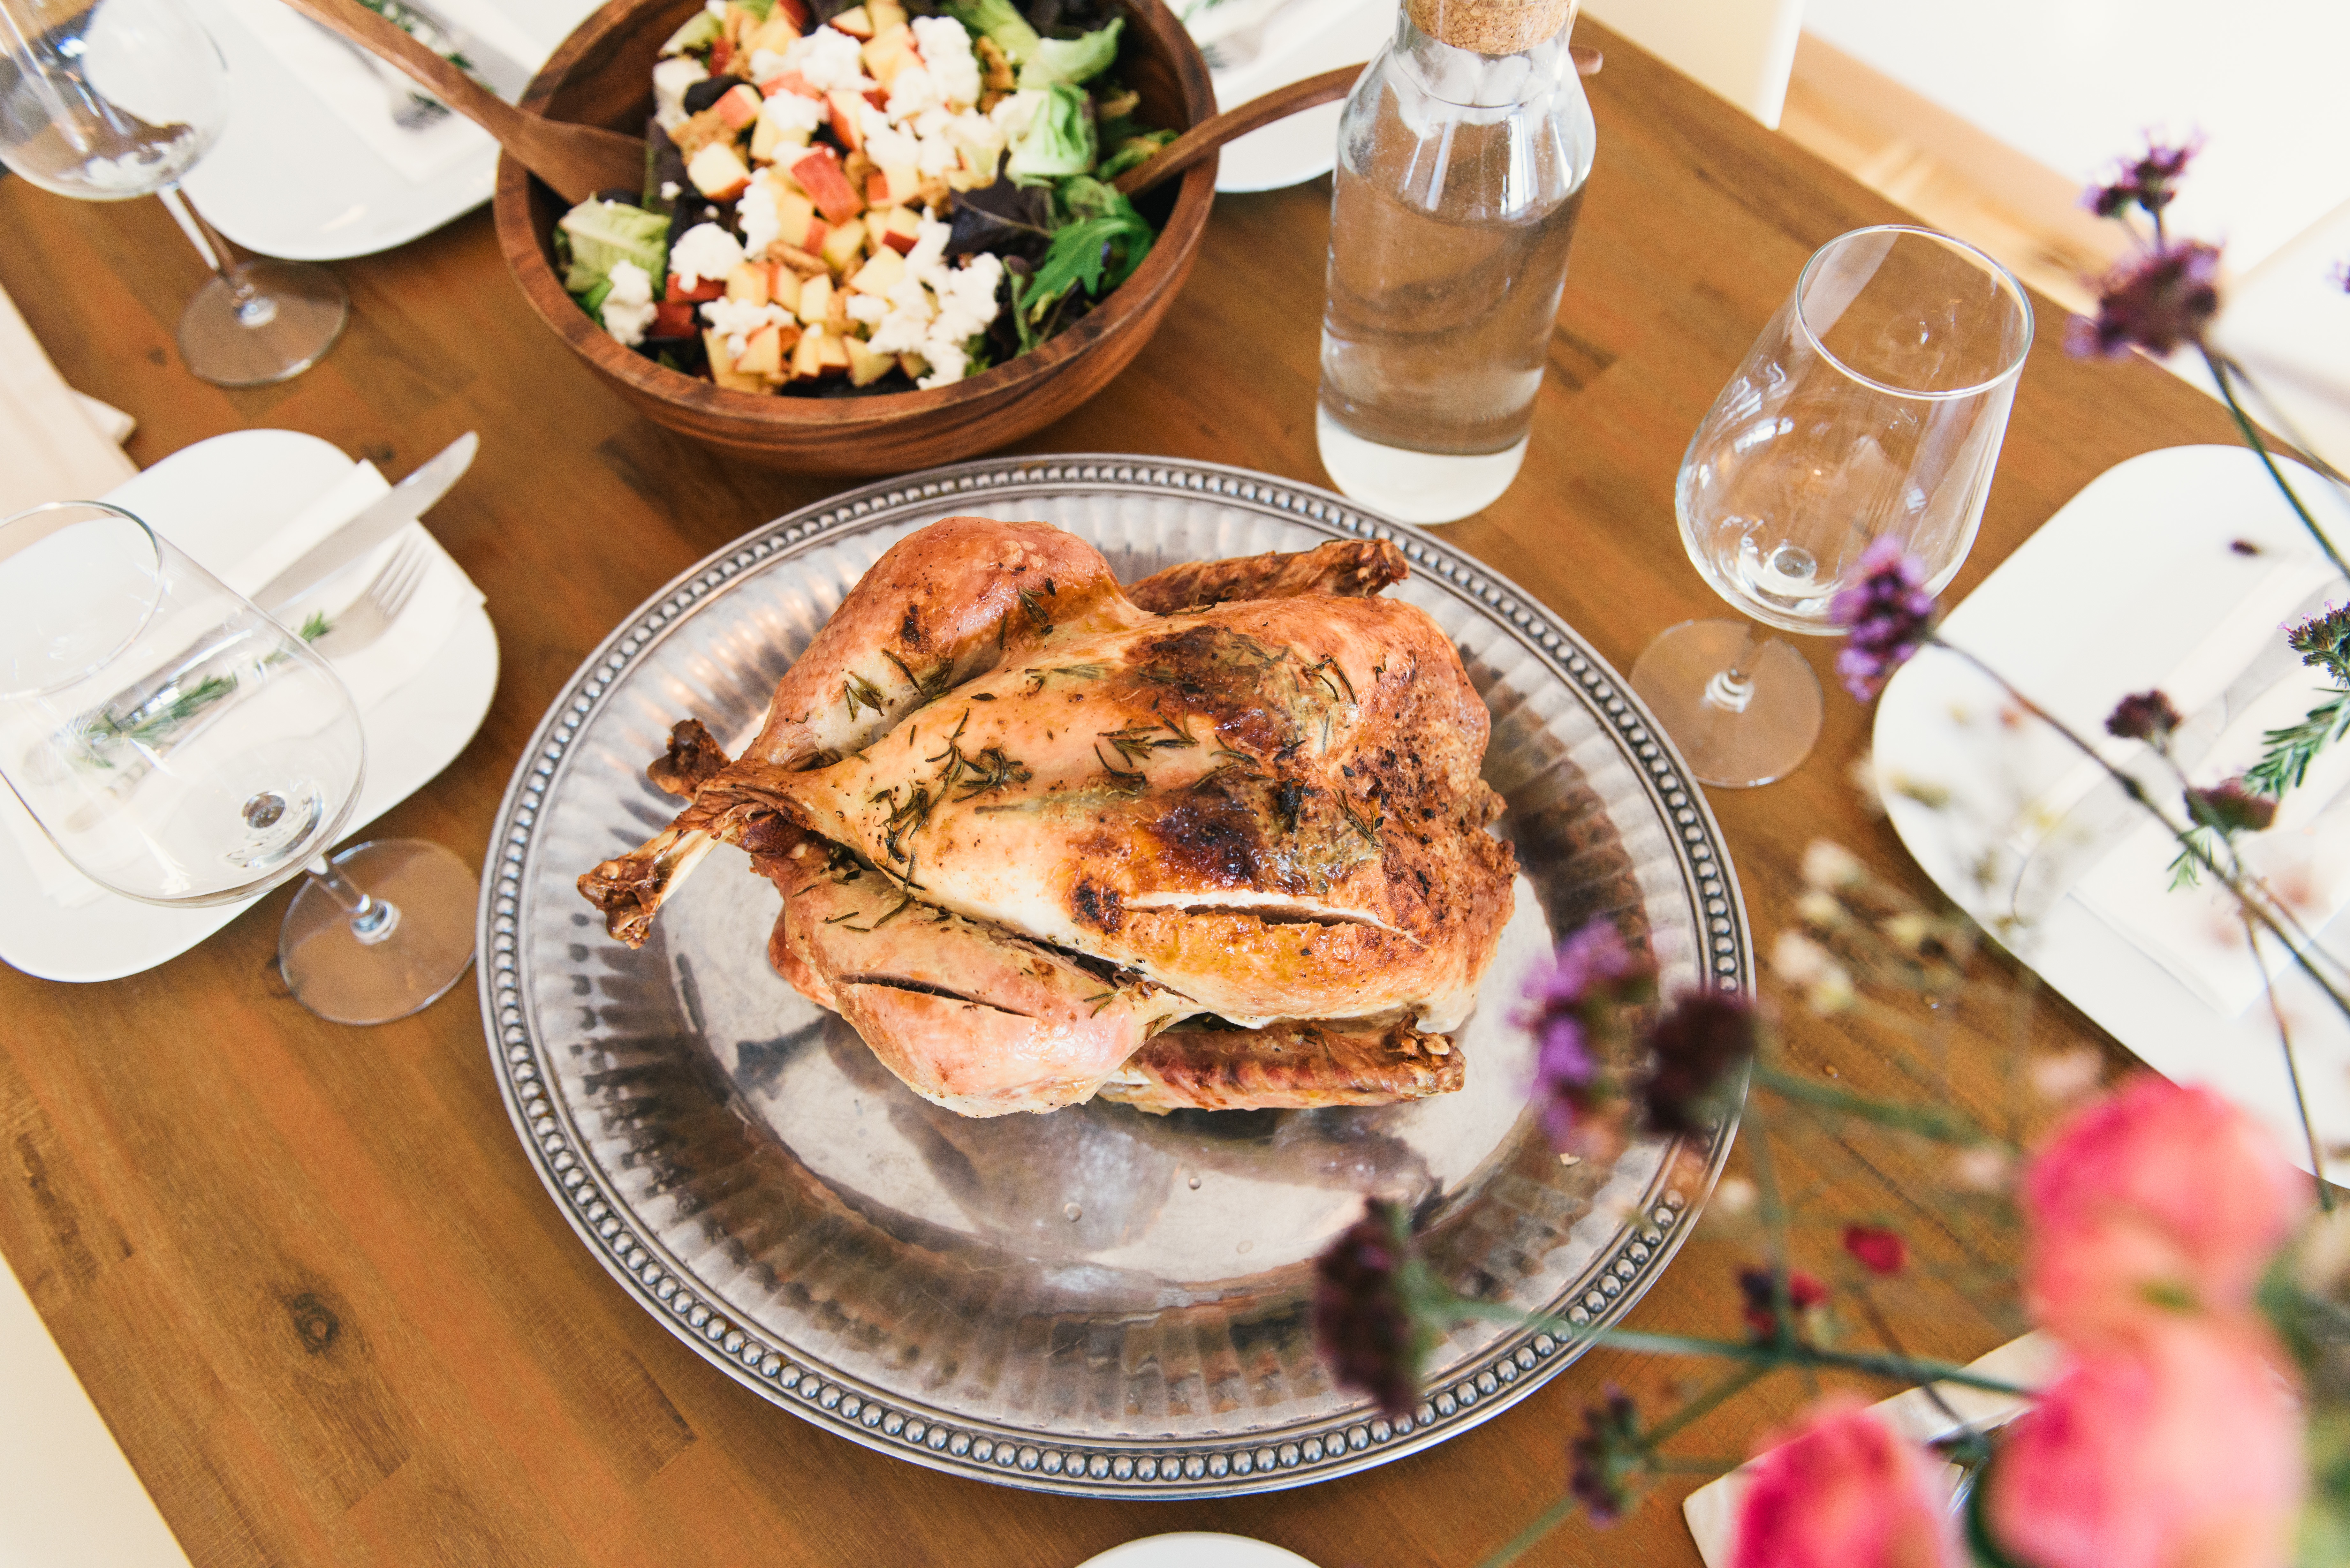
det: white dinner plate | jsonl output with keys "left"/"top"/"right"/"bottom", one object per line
{"left": 1873, "top": 443, "right": 2350, "bottom": 1172}
{"left": 0, "top": 429, "right": 500, "bottom": 983}
{"left": 1199, "top": 0, "right": 1387, "bottom": 193}
{"left": 1078, "top": 1534, "right": 1321, "bottom": 1568}
{"left": 178, "top": 0, "right": 603, "bottom": 261}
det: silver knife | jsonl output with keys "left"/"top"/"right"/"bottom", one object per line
{"left": 251, "top": 431, "right": 477, "bottom": 616}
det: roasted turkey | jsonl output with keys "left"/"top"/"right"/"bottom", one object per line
{"left": 579, "top": 517, "right": 1516, "bottom": 1117}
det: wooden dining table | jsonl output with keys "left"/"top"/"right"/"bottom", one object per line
{"left": 0, "top": 18, "right": 2244, "bottom": 1566}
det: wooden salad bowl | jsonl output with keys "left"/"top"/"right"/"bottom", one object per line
{"left": 493, "top": 0, "right": 1218, "bottom": 473}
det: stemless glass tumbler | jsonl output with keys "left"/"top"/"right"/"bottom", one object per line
{"left": 0, "top": 502, "right": 475, "bottom": 1023}
{"left": 1631, "top": 224, "right": 2033, "bottom": 787}
{"left": 0, "top": 0, "right": 347, "bottom": 386}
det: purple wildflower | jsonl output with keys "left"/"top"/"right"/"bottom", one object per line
{"left": 1568, "top": 1387, "right": 1644, "bottom": 1525}
{"left": 1639, "top": 991, "right": 1756, "bottom": 1134}
{"left": 2104, "top": 690, "right": 2181, "bottom": 743}
{"left": 1829, "top": 538, "right": 1939, "bottom": 702}
{"left": 2184, "top": 777, "right": 2277, "bottom": 835}
{"left": 2066, "top": 240, "right": 2222, "bottom": 358}
{"left": 1738, "top": 1266, "right": 1830, "bottom": 1342}
{"left": 1310, "top": 1199, "right": 1425, "bottom": 1419}
{"left": 2287, "top": 602, "right": 2350, "bottom": 676}
{"left": 2082, "top": 136, "right": 2201, "bottom": 222}
{"left": 1522, "top": 918, "right": 1657, "bottom": 1153}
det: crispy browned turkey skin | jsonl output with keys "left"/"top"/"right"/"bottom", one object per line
{"left": 579, "top": 519, "right": 1514, "bottom": 1117}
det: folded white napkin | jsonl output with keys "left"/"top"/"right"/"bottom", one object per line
{"left": 0, "top": 461, "right": 482, "bottom": 908}
{"left": 211, "top": 0, "right": 498, "bottom": 185}
{"left": 0, "top": 280, "right": 135, "bottom": 515}
{"left": 1681, "top": 1333, "right": 2059, "bottom": 1567}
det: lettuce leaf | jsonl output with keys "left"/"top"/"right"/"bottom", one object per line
{"left": 1004, "top": 81, "right": 1096, "bottom": 178}
{"left": 943, "top": 0, "right": 1040, "bottom": 64}
{"left": 558, "top": 197, "right": 671, "bottom": 299}
{"left": 1016, "top": 16, "right": 1120, "bottom": 86}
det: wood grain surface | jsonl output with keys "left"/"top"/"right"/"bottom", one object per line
{"left": 0, "top": 19, "right": 2240, "bottom": 1567}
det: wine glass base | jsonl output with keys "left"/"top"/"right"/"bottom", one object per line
{"left": 178, "top": 260, "right": 348, "bottom": 388}
{"left": 280, "top": 839, "right": 477, "bottom": 1025}
{"left": 1630, "top": 618, "right": 1824, "bottom": 788}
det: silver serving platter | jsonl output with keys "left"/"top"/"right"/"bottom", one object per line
{"left": 480, "top": 456, "right": 1751, "bottom": 1498}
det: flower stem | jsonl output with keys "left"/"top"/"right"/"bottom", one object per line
{"left": 2239, "top": 909, "right": 2334, "bottom": 1209}
{"left": 2199, "top": 344, "right": 2349, "bottom": 580}
{"left": 1475, "top": 1495, "right": 1580, "bottom": 1568}
{"left": 1752, "top": 1064, "right": 1995, "bottom": 1146}
{"left": 1640, "top": 1361, "right": 1770, "bottom": 1447}
{"left": 1933, "top": 638, "right": 2350, "bottom": 1033}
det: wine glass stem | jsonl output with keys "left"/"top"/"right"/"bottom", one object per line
{"left": 305, "top": 855, "right": 400, "bottom": 946}
{"left": 1703, "top": 626, "right": 1760, "bottom": 715}
{"left": 158, "top": 185, "right": 278, "bottom": 326}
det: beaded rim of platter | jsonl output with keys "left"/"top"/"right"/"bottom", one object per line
{"left": 479, "top": 455, "right": 1752, "bottom": 1498}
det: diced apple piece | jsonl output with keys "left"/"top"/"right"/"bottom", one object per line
{"left": 823, "top": 285, "right": 852, "bottom": 334}
{"left": 767, "top": 263, "right": 802, "bottom": 314}
{"left": 815, "top": 331, "right": 851, "bottom": 373}
{"left": 765, "top": 190, "right": 816, "bottom": 253}
{"left": 724, "top": 263, "right": 771, "bottom": 306}
{"left": 735, "top": 323, "right": 785, "bottom": 379}
{"left": 687, "top": 141, "right": 753, "bottom": 200}
{"left": 869, "top": 0, "right": 906, "bottom": 28}
{"left": 865, "top": 161, "right": 920, "bottom": 208}
{"left": 860, "top": 23, "right": 914, "bottom": 81}
{"left": 795, "top": 273, "right": 834, "bottom": 327}
{"left": 791, "top": 325, "right": 826, "bottom": 379}
{"left": 896, "top": 351, "right": 929, "bottom": 380}
{"left": 706, "top": 328, "right": 766, "bottom": 392}
{"left": 760, "top": 68, "right": 821, "bottom": 100}
{"left": 829, "top": 4, "right": 872, "bottom": 36}
{"left": 747, "top": 14, "right": 800, "bottom": 54}
{"left": 715, "top": 82, "right": 762, "bottom": 129}
{"left": 819, "top": 216, "right": 868, "bottom": 276}
{"left": 847, "top": 246, "right": 905, "bottom": 297}
{"left": 651, "top": 299, "right": 698, "bottom": 337}
{"left": 790, "top": 147, "right": 865, "bottom": 224}
{"left": 824, "top": 89, "right": 872, "bottom": 155}
{"left": 667, "top": 271, "right": 725, "bottom": 304}
{"left": 879, "top": 205, "right": 923, "bottom": 255}
{"left": 842, "top": 333, "right": 896, "bottom": 387}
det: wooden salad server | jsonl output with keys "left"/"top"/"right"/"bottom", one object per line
{"left": 273, "top": 0, "right": 643, "bottom": 203}
{"left": 1115, "top": 45, "right": 1602, "bottom": 198}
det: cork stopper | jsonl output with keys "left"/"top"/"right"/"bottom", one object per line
{"left": 1404, "top": 0, "right": 1575, "bottom": 55}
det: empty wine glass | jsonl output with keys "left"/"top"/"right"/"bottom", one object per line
{"left": 0, "top": 501, "right": 475, "bottom": 1023}
{"left": 1631, "top": 224, "right": 2033, "bottom": 787}
{"left": 0, "top": 0, "right": 346, "bottom": 386}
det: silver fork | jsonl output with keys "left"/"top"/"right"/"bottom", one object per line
{"left": 312, "top": 536, "right": 432, "bottom": 656}
{"left": 322, "top": 27, "right": 451, "bottom": 131}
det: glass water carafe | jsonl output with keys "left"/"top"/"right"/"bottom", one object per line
{"left": 1315, "top": 0, "right": 1595, "bottom": 524}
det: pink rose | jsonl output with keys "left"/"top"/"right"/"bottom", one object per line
{"left": 1731, "top": 1396, "right": 1958, "bottom": 1568}
{"left": 1985, "top": 1314, "right": 2301, "bottom": 1568}
{"left": 2023, "top": 1075, "right": 2306, "bottom": 1340}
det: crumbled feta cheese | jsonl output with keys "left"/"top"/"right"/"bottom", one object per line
{"left": 911, "top": 104, "right": 953, "bottom": 139}
{"left": 747, "top": 47, "right": 789, "bottom": 82}
{"left": 779, "top": 26, "right": 870, "bottom": 92}
{"left": 670, "top": 222, "right": 747, "bottom": 290}
{"left": 844, "top": 293, "right": 888, "bottom": 324}
{"left": 902, "top": 213, "right": 952, "bottom": 288}
{"left": 737, "top": 173, "right": 784, "bottom": 260}
{"left": 659, "top": 179, "right": 681, "bottom": 200}
{"left": 914, "top": 130, "right": 959, "bottom": 176}
{"left": 760, "top": 88, "right": 825, "bottom": 138}
{"left": 652, "top": 56, "right": 709, "bottom": 132}
{"left": 600, "top": 260, "right": 659, "bottom": 347}
{"left": 704, "top": 0, "right": 724, "bottom": 15}
{"left": 920, "top": 340, "right": 968, "bottom": 385}
{"left": 865, "top": 251, "right": 1001, "bottom": 389}
{"left": 700, "top": 297, "right": 793, "bottom": 355}
{"left": 885, "top": 63, "right": 941, "bottom": 120}
{"left": 909, "top": 15, "right": 980, "bottom": 108}
{"left": 862, "top": 114, "right": 919, "bottom": 169}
